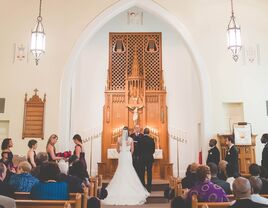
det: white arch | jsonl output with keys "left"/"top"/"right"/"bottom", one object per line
{"left": 59, "top": 0, "right": 212, "bottom": 160}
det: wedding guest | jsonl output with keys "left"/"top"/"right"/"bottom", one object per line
{"left": 187, "top": 165, "right": 228, "bottom": 203}
{"left": 261, "top": 133, "right": 268, "bottom": 176}
{"left": 208, "top": 162, "right": 231, "bottom": 194}
{"left": 1, "top": 138, "right": 14, "bottom": 172}
{"left": 249, "top": 163, "right": 268, "bottom": 194}
{"left": 0, "top": 195, "right": 16, "bottom": 208}
{"left": 218, "top": 160, "right": 228, "bottom": 181}
{"left": 0, "top": 162, "right": 14, "bottom": 198}
{"left": 206, "top": 139, "right": 220, "bottom": 166}
{"left": 229, "top": 177, "right": 266, "bottom": 208}
{"left": 27, "top": 139, "right": 37, "bottom": 168}
{"left": 69, "top": 160, "right": 89, "bottom": 182}
{"left": 73, "top": 134, "right": 87, "bottom": 170}
{"left": 249, "top": 176, "right": 268, "bottom": 205}
{"left": 31, "top": 152, "right": 48, "bottom": 179}
{"left": 46, "top": 134, "right": 62, "bottom": 162}
{"left": 30, "top": 162, "right": 68, "bottom": 200}
{"left": 58, "top": 159, "right": 84, "bottom": 193}
{"left": 181, "top": 163, "right": 199, "bottom": 189}
{"left": 9, "top": 161, "right": 39, "bottom": 192}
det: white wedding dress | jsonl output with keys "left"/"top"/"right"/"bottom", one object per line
{"left": 102, "top": 130, "right": 149, "bottom": 205}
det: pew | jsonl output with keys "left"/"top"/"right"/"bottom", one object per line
{"left": 191, "top": 195, "right": 232, "bottom": 208}
{"left": 16, "top": 193, "right": 81, "bottom": 208}
{"left": 14, "top": 187, "right": 88, "bottom": 208}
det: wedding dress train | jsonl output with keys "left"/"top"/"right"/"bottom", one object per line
{"left": 102, "top": 131, "right": 149, "bottom": 205}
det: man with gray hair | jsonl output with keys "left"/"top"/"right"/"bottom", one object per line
{"left": 229, "top": 177, "right": 267, "bottom": 208}
{"left": 249, "top": 176, "right": 268, "bottom": 205}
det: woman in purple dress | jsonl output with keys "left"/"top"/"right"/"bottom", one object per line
{"left": 187, "top": 165, "right": 228, "bottom": 203}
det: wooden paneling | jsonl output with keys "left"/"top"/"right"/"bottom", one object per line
{"left": 22, "top": 89, "right": 46, "bottom": 139}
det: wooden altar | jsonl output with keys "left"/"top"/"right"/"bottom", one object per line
{"left": 217, "top": 134, "right": 256, "bottom": 176}
{"left": 98, "top": 32, "right": 171, "bottom": 179}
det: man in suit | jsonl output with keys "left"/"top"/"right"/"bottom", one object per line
{"left": 208, "top": 162, "right": 231, "bottom": 194}
{"left": 225, "top": 135, "right": 239, "bottom": 177}
{"left": 139, "top": 128, "right": 155, "bottom": 192}
{"left": 206, "top": 138, "right": 220, "bottom": 166}
{"left": 261, "top": 133, "right": 268, "bottom": 176}
{"left": 130, "top": 125, "right": 143, "bottom": 176}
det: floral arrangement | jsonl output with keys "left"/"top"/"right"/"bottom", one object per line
{"left": 56, "top": 151, "right": 72, "bottom": 158}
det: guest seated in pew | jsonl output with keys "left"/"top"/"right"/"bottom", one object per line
{"left": 249, "top": 176, "right": 268, "bottom": 205}
{"left": 187, "top": 165, "right": 228, "bottom": 203}
{"left": 69, "top": 160, "right": 89, "bottom": 184}
{"left": 0, "top": 195, "right": 16, "bottom": 208}
{"left": 249, "top": 163, "right": 268, "bottom": 194}
{"left": 30, "top": 162, "right": 68, "bottom": 200}
{"left": 170, "top": 196, "right": 186, "bottom": 208}
{"left": 9, "top": 161, "right": 39, "bottom": 192}
{"left": 87, "top": 197, "right": 101, "bottom": 208}
{"left": 181, "top": 163, "right": 199, "bottom": 189}
{"left": 31, "top": 152, "right": 48, "bottom": 179}
{"left": 218, "top": 160, "right": 228, "bottom": 181}
{"left": 208, "top": 162, "right": 232, "bottom": 194}
{"left": 0, "top": 162, "right": 14, "bottom": 198}
{"left": 58, "top": 159, "right": 84, "bottom": 193}
{"left": 229, "top": 177, "right": 267, "bottom": 208}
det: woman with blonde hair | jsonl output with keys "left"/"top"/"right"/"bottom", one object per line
{"left": 46, "top": 134, "right": 62, "bottom": 162}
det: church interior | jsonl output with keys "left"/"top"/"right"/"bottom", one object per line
{"left": 1, "top": 0, "right": 268, "bottom": 207}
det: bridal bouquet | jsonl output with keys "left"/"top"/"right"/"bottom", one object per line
{"left": 56, "top": 151, "right": 72, "bottom": 158}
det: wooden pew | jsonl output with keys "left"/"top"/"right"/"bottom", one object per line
{"left": 192, "top": 195, "right": 232, "bottom": 208}
{"left": 16, "top": 193, "right": 81, "bottom": 208}
{"left": 14, "top": 187, "right": 88, "bottom": 208}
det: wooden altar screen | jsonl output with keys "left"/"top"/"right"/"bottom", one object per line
{"left": 98, "top": 32, "right": 171, "bottom": 179}
{"left": 217, "top": 134, "right": 256, "bottom": 176}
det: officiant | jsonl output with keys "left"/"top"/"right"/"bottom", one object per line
{"left": 130, "top": 125, "right": 143, "bottom": 176}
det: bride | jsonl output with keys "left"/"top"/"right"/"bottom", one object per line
{"left": 102, "top": 126, "right": 149, "bottom": 205}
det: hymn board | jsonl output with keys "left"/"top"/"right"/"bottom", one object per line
{"left": 98, "top": 33, "right": 172, "bottom": 179}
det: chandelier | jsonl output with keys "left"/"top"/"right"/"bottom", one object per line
{"left": 30, "top": 0, "right": 46, "bottom": 65}
{"left": 227, "top": 0, "right": 242, "bottom": 62}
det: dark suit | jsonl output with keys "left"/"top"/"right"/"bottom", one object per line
{"left": 130, "top": 132, "right": 143, "bottom": 176}
{"left": 206, "top": 146, "right": 220, "bottom": 166}
{"left": 139, "top": 134, "right": 155, "bottom": 192}
{"left": 262, "top": 143, "right": 268, "bottom": 174}
{"left": 225, "top": 145, "right": 239, "bottom": 177}
{"left": 229, "top": 199, "right": 268, "bottom": 208}
{"left": 211, "top": 176, "right": 232, "bottom": 194}
{"left": 0, "top": 180, "right": 14, "bottom": 198}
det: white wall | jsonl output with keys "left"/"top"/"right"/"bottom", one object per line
{"left": 0, "top": 0, "right": 268, "bottom": 176}
{"left": 71, "top": 10, "right": 201, "bottom": 176}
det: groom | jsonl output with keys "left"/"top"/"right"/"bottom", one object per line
{"left": 139, "top": 128, "right": 155, "bottom": 193}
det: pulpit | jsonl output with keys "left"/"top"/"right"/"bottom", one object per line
{"left": 98, "top": 32, "right": 171, "bottom": 179}
{"left": 217, "top": 134, "right": 256, "bottom": 176}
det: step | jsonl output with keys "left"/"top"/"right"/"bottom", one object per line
{"left": 146, "top": 191, "right": 169, "bottom": 204}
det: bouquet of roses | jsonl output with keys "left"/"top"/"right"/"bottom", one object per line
{"left": 56, "top": 150, "right": 72, "bottom": 158}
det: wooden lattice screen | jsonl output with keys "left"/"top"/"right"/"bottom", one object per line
{"left": 109, "top": 33, "right": 163, "bottom": 91}
{"left": 22, "top": 89, "right": 46, "bottom": 139}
